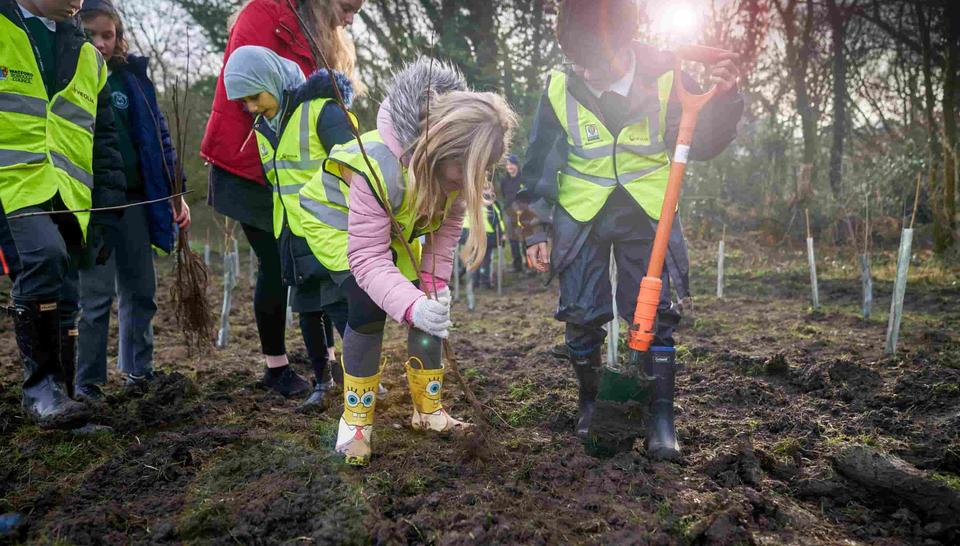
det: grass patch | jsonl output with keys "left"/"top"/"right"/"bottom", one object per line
{"left": 931, "top": 471, "right": 960, "bottom": 491}
{"left": 462, "top": 367, "right": 486, "bottom": 382}
{"left": 692, "top": 317, "right": 723, "bottom": 336}
{"left": 933, "top": 382, "right": 960, "bottom": 396}
{"left": 823, "top": 431, "right": 881, "bottom": 449}
{"left": 508, "top": 380, "right": 535, "bottom": 401}
{"left": 771, "top": 437, "right": 802, "bottom": 458}
{"left": 178, "top": 439, "right": 368, "bottom": 544}
{"left": 506, "top": 402, "right": 548, "bottom": 428}
{"left": 17, "top": 429, "right": 122, "bottom": 478}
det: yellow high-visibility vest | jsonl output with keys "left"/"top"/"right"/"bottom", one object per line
{"left": 255, "top": 97, "right": 353, "bottom": 239}
{"left": 0, "top": 14, "right": 106, "bottom": 239}
{"left": 547, "top": 69, "right": 674, "bottom": 222}
{"left": 302, "top": 130, "right": 457, "bottom": 279}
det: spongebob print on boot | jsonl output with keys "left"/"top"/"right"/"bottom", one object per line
{"left": 405, "top": 357, "right": 473, "bottom": 432}
{"left": 335, "top": 370, "right": 380, "bottom": 466}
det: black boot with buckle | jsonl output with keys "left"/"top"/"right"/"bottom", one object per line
{"left": 15, "top": 301, "right": 89, "bottom": 429}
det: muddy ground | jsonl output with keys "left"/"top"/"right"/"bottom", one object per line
{"left": 1, "top": 238, "right": 958, "bottom": 545}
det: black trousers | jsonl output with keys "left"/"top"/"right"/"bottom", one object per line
{"left": 241, "top": 222, "right": 288, "bottom": 356}
{"left": 555, "top": 193, "right": 686, "bottom": 355}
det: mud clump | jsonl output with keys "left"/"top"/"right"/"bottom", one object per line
{"left": 702, "top": 438, "right": 762, "bottom": 487}
{"left": 586, "top": 400, "right": 647, "bottom": 457}
{"left": 177, "top": 440, "right": 367, "bottom": 545}
{"left": 104, "top": 371, "right": 201, "bottom": 432}
{"left": 26, "top": 430, "right": 367, "bottom": 545}
{"left": 29, "top": 428, "right": 243, "bottom": 544}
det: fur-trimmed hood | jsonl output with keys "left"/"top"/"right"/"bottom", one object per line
{"left": 289, "top": 68, "right": 355, "bottom": 111}
{"left": 384, "top": 57, "right": 468, "bottom": 152}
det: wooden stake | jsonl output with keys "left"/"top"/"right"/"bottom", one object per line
{"left": 910, "top": 172, "right": 922, "bottom": 229}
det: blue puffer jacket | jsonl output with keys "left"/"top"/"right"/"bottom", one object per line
{"left": 114, "top": 55, "right": 183, "bottom": 254}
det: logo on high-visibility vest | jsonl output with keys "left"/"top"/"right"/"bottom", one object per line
{"left": 0, "top": 66, "right": 33, "bottom": 84}
{"left": 585, "top": 123, "right": 601, "bottom": 142}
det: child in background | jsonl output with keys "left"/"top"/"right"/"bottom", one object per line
{"left": 498, "top": 154, "right": 526, "bottom": 273}
{"left": 300, "top": 58, "right": 518, "bottom": 465}
{"left": 75, "top": 0, "right": 191, "bottom": 401}
{"left": 201, "top": 0, "right": 364, "bottom": 398}
{"left": 223, "top": 45, "right": 355, "bottom": 408}
{"left": 461, "top": 192, "right": 505, "bottom": 289}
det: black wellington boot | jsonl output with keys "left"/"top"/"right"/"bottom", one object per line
{"left": 15, "top": 301, "right": 89, "bottom": 429}
{"left": 571, "top": 348, "right": 603, "bottom": 439}
{"left": 643, "top": 347, "right": 681, "bottom": 460}
{"left": 60, "top": 322, "right": 78, "bottom": 399}
{"left": 298, "top": 359, "right": 334, "bottom": 412}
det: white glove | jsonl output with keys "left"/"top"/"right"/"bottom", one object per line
{"left": 435, "top": 286, "right": 451, "bottom": 307}
{"left": 411, "top": 296, "right": 452, "bottom": 338}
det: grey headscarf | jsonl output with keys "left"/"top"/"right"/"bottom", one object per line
{"left": 224, "top": 46, "right": 306, "bottom": 128}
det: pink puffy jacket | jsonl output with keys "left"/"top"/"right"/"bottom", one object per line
{"left": 346, "top": 100, "right": 465, "bottom": 324}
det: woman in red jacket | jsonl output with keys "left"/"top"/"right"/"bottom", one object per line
{"left": 201, "top": 0, "right": 363, "bottom": 401}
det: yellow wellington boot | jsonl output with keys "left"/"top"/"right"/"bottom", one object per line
{"left": 405, "top": 357, "right": 473, "bottom": 433}
{"left": 335, "top": 369, "right": 381, "bottom": 466}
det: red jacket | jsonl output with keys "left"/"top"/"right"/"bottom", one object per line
{"left": 200, "top": 0, "right": 317, "bottom": 184}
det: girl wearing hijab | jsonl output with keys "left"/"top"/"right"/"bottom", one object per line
{"left": 202, "top": 0, "right": 364, "bottom": 400}
{"left": 300, "top": 58, "right": 518, "bottom": 465}
{"left": 223, "top": 45, "right": 355, "bottom": 408}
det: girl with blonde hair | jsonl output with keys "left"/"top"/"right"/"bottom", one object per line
{"left": 300, "top": 58, "right": 518, "bottom": 465}
{"left": 201, "top": 0, "right": 363, "bottom": 400}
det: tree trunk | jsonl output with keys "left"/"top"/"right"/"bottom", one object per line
{"left": 941, "top": 1, "right": 959, "bottom": 254}
{"left": 918, "top": 3, "right": 946, "bottom": 251}
{"left": 827, "top": 0, "right": 848, "bottom": 200}
{"left": 798, "top": 0, "right": 818, "bottom": 174}
{"left": 776, "top": 0, "right": 818, "bottom": 205}
{"left": 464, "top": 1, "right": 499, "bottom": 90}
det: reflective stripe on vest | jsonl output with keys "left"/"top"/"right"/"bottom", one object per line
{"left": 547, "top": 69, "right": 674, "bottom": 222}
{"left": 338, "top": 138, "right": 405, "bottom": 211}
{"left": 255, "top": 98, "right": 337, "bottom": 239}
{"left": 300, "top": 169, "right": 351, "bottom": 271}
{"left": 0, "top": 14, "right": 103, "bottom": 239}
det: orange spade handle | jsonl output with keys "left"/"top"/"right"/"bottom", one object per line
{"left": 628, "top": 45, "right": 732, "bottom": 352}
